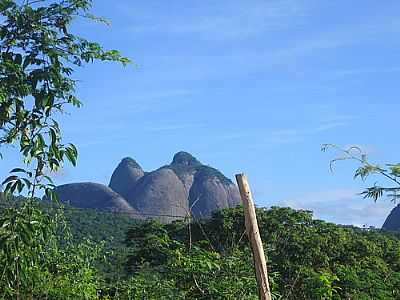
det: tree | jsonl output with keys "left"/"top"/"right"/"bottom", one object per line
{"left": 122, "top": 207, "right": 400, "bottom": 299}
{"left": 0, "top": 0, "right": 130, "bottom": 199}
{"left": 322, "top": 144, "right": 400, "bottom": 202}
{"left": 0, "top": 1, "right": 129, "bottom": 297}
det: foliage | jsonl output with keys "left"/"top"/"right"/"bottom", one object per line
{"left": 322, "top": 144, "right": 400, "bottom": 202}
{"left": 60, "top": 205, "right": 141, "bottom": 280}
{"left": 2, "top": 199, "right": 399, "bottom": 299}
{"left": 123, "top": 221, "right": 260, "bottom": 299}
{"left": 123, "top": 206, "right": 400, "bottom": 300}
{"left": 111, "top": 271, "right": 185, "bottom": 300}
{"left": 0, "top": 1, "right": 129, "bottom": 298}
{"left": 0, "top": 199, "right": 105, "bottom": 299}
{"left": 0, "top": 0, "right": 129, "bottom": 198}
{"left": 0, "top": 199, "right": 142, "bottom": 281}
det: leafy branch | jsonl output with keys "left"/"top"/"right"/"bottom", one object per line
{"left": 0, "top": 0, "right": 131, "bottom": 199}
{"left": 322, "top": 144, "right": 400, "bottom": 202}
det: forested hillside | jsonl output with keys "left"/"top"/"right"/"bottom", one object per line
{"left": 109, "top": 206, "right": 400, "bottom": 299}
{"left": 1, "top": 196, "right": 400, "bottom": 298}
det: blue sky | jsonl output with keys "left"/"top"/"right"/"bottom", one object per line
{"left": 2, "top": 0, "right": 400, "bottom": 227}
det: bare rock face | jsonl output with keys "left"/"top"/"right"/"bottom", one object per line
{"left": 178, "top": 171, "right": 195, "bottom": 197}
{"left": 56, "top": 151, "right": 240, "bottom": 223}
{"left": 127, "top": 168, "right": 189, "bottom": 222}
{"left": 171, "top": 151, "right": 201, "bottom": 166}
{"left": 188, "top": 166, "right": 241, "bottom": 218}
{"left": 55, "top": 182, "right": 142, "bottom": 218}
{"left": 226, "top": 183, "right": 242, "bottom": 207}
{"left": 109, "top": 157, "right": 144, "bottom": 199}
{"left": 382, "top": 204, "right": 400, "bottom": 231}
{"left": 169, "top": 151, "right": 200, "bottom": 194}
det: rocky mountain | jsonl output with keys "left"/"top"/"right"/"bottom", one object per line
{"left": 55, "top": 152, "right": 241, "bottom": 222}
{"left": 382, "top": 204, "right": 400, "bottom": 231}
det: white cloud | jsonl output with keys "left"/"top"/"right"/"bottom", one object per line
{"left": 276, "top": 188, "right": 395, "bottom": 227}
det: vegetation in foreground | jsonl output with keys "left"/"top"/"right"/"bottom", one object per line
{"left": 111, "top": 206, "right": 400, "bottom": 299}
{"left": 1, "top": 198, "right": 399, "bottom": 299}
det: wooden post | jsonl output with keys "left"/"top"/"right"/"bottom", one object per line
{"left": 235, "top": 173, "right": 271, "bottom": 300}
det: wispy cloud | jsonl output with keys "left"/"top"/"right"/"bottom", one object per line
{"left": 207, "top": 15, "right": 400, "bottom": 70}
{"left": 121, "top": 89, "right": 194, "bottom": 114}
{"left": 65, "top": 88, "right": 195, "bottom": 135}
{"left": 75, "top": 135, "right": 130, "bottom": 148}
{"left": 313, "top": 122, "right": 347, "bottom": 133}
{"left": 123, "top": 0, "right": 309, "bottom": 39}
{"left": 268, "top": 129, "right": 303, "bottom": 144}
{"left": 270, "top": 16, "right": 400, "bottom": 61}
{"left": 268, "top": 120, "right": 350, "bottom": 145}
{"left": 324, "top": 114, "right": 358, "bottom": 123}
{"left": 144, "top": 123, "right": 206, "bottom": 132}
{"left": 205, "top": 115, "right": 355, "bottom": 150}
{"left": 331, "top": 67, "right": 400, "bottom": 77}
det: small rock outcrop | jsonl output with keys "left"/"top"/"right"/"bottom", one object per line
{"left": 382, "top": 204, "right": 400, "bottom": 231}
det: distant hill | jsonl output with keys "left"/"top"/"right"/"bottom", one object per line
{"left": 55, "top": 151, "right": 241, "bottom": 222}
{"left": 383, "top": 204, "right": 400, "bottom": 231}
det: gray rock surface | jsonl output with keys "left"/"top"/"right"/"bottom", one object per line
{"left": 171, "top": 151, "right": 201, "bottom": 166}
{"left": 55, "top": 182, "right": 142, "bottom": 218}
{"left": 127, "top": 168, "right": 189, "bottom": 222}
{"left": 109, "top": 157, "right": 144, "bottom": 199}
{"left": 188, "top": 166, "right": 241, "bottom": 218}
{"left": 382, "top": 204, "right": 400, "bottom": 231}
{"left": 57, "top": 151, "right": 241, "bottom": 222}
{"left": 226, "top": 183, "right": 242, "bottom": 207}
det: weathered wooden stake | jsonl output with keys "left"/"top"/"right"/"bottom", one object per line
{"left": 235, "top": 173, "right": 272, "bottom": 300}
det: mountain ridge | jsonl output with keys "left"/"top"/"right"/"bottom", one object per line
{"left": 55, "top": 151, "right": 241, "bottom": 222}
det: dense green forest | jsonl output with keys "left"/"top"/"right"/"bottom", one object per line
{"left": 2, "top": 197, "right": 399, "bottom": 299}
{"left": 89, "top": 206, "right": 400, "bottom": 299}
{"left": 73, "top": 206, "right": 400, "bottom": 299}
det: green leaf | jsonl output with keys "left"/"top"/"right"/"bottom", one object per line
{"left": 65, "top": 147, "right": 77, "bottom": 166}
{"left": 2, "top": 175, "right": 18, "bottom": 185}
{"left": 10, "top": 168, "right": 26, "bottom": 174}
{"left": 22, "top": 56, "right": 31, "bottom": 70}
{"left": 0, "top": 0, "right": 14, "bottom": 13}
{"left": 14, "top": 53, "right": 22, "bottom": 66}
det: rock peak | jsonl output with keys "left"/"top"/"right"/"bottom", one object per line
{"left": 109, "top": 157, "right": 145, "bottom": 199}
{"left": 171, "top": 151, "right": 201, "bottom": 166}
{"left": 120, "top": 157, "right": 142, "bottom": 169}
